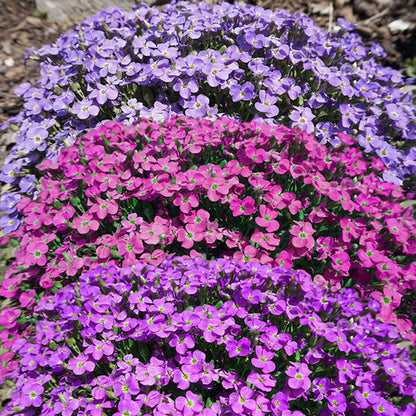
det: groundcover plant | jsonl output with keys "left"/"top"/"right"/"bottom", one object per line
{"left": 1, "top": 0, "right": 416, "bottom": 234}
{"left": 2, "top": 256, "right": 416, "bottom": 416}
{"left": 1, "top": 116, "right": 416, "bottom": 367}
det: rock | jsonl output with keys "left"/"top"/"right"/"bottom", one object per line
{"left": 35, "top": 0, "right": 158, "bottom": 23}
{"left": 4, "top": 57, "right": 14, "bottom": 67}
{"left": 388, "top": 19, "right": 412, "bottom": 34}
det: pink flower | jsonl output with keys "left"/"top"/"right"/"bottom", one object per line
{"left": 121, "top": 213, "right": 143, "bottom": 232}
{"left": 19, "top": 289, "right": 36, "bottom": 308}
{"left": 173, "top": 192, "right": 199, "bottom": 214}
{"left": 0, "top": 277, "right": 21, "bottom": 298}
{"left": 204, "top": 222, "right": 223, "bottom": 245}
{"left": 90, "top": 197, "right": 119, "bottom": 220}
{"left": 357, "top": 243, "right": 385, "bottom": 267}
{"left": 251, "top": 230, "right": 280, "bottom": 251}
{"left": 246, "top": 146, "right": 267, "bottom": 163}
{"left": 233, "top": 244, "right": 260, "bottom": 263}
{"left": 184, "top": 209, "right": 210, "bottom": 233}
{"left": 203, "top": 175, "right": 230, "bottom": 202}
{"left": 0, "top": 307, "right": 21, "bottom": 329}
{"left": 72, "top": 213, "right": 99, "bottom": 234}
{"left": 275, "top": 251, "right": 293, "bottom": 269}
{"left": 116, "top": 233, "right": 144, "bottom": 257}
{"left": 330, "top": 251, "right": 350, "bottom": 273}
{"left": 177, "top": 170, "right": 205, "bottom": 191}
{"left": 255, "top": 205, "right": 279, "bottom": 232}
{"left": 25, "top": 240, "right": 49, "bottom": 266}
{"left": 176, "top": 224, "right": 204, "bottom": 249}
{"left": 289, "top": 221, "right": 315, "bottom": 250}
{"left": 140, "top": 220, "right": 169, "bottom": 245}
{"left": 386, "top": 217, "right": 411, "bottom": 243}
{"left": 229, "top": 196, "right": 256, "bottom": 217}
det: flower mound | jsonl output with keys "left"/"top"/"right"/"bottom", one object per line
{"left": 1, "top": 0, "right": 416, "bottom": 233}
{"left": 2, "top": 116, "right": 416, "bottom": 346}
{"left": 3, "top": 257, "right": 416, "bottom": 416}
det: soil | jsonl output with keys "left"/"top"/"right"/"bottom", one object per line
{"left": 0, "top": 0, "right": 416, "bottom": 411}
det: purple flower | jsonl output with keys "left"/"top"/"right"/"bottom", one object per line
{"left": 289, "top": 106, "right": 315, "bottom": 133}
{"left": 226, "top": 337, "right": 252, "bottom": 357}
{"left": 229, "top": 82, "right": 256, "bottom": 102}
{"left": 72, "top": 99, "right": 99, "bottom": 120}
{"left": 114, "top": 399, "right": 141, "bottom": 416}
{"left": 327, "top": 392, "right": 347, "bottom": 413}
{"left": 53, "top": 398, "right": 80, "bottom": 416}
{"left": 90, "top": 83, "right": 119, "bottom": 105}
{"left": 245, "top": 32, "right": 267, "bottom": 49}
{"left": 21, "top": 382, "right": 44, "bottom": 407}
{"left": 18, "top": 175, "right": 37, "bottom": 194}
{"left": 251, "top": 345, "right": 276, "bottom": 373}
{"left": 286, "top": 362, "right": 312, "bottom": 390}
{"left": 255, "top": 90, "right": 279, "bottom": 117}
{"left": 173, "top": 78, "right": 199, "bottom": 99}
{"left": 184, "top": 94, "right": 210, "bottom": 118}
{"left": 229, "top": 386, "right": 256, "bottom": 413}
{"left": 85, "top": 339, "right": 114, "bottom": 360}
{"left": 353, "top": 383, "right": 379, "bottom": 408}
{"left": 0, "top": 213, "right": 21, "bottom": 234}
{"left": 175, "top": 391, "right": 204, "bottom": 415}
{"left": 67, "top": 354, "right": 95, "bottom": 375}
{"left": 172, "top": 365, "right": 199, "bottom": 390}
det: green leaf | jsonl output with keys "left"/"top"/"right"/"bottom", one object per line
{"left": 138, "top": 343, "right": 150, "bottom": 362}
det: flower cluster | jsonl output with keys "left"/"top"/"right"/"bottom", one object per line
{"left": 3, "top": 257, "right": 416, "bottom": 416}
{"left": 2, "top": 116, "right": 416, "bottom": 344}
{"left": 1, "top": 0, "right": 416, "bottom": 233}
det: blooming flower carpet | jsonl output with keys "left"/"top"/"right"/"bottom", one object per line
{"left": 0, "top": 1, "right": 416, "bottom": 415}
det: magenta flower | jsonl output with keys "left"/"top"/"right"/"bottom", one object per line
{"left": 67, "top": 355, "right": 95, "bottom": 375}
{"left": 175, "top": 391, "right": 203, "bottom": 415}
{"left": 286, "top": 362, "right": 312, "bottom": 390}
{"left": 172, "top": 365, "right": 199, "bottom": 390}
{"left": 327, "top": 392, "right": 347, "bottom": 413}
{"left": 226, "top": 337, "right": 252, "bottom": 358}
{"left": 251, "top": 345, "right": 276, "bottom": 373}
{"left": 247, "top": 371, "right": 276, "bottom": 392}
{"left": 229, "top": 386, "right": 256, "bottom": 413}
{"left": 21, "top": 382, "right": 44, "bottom": 408}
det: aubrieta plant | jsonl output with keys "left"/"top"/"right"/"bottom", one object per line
{"left": 1, "top": 116, "right": 416, "bottom": 352}
{"left": 2, "top": 257, "right": 416, "bottom": 416}
{"left": 1, "top": 0, "right": 416, "bottom": 234}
